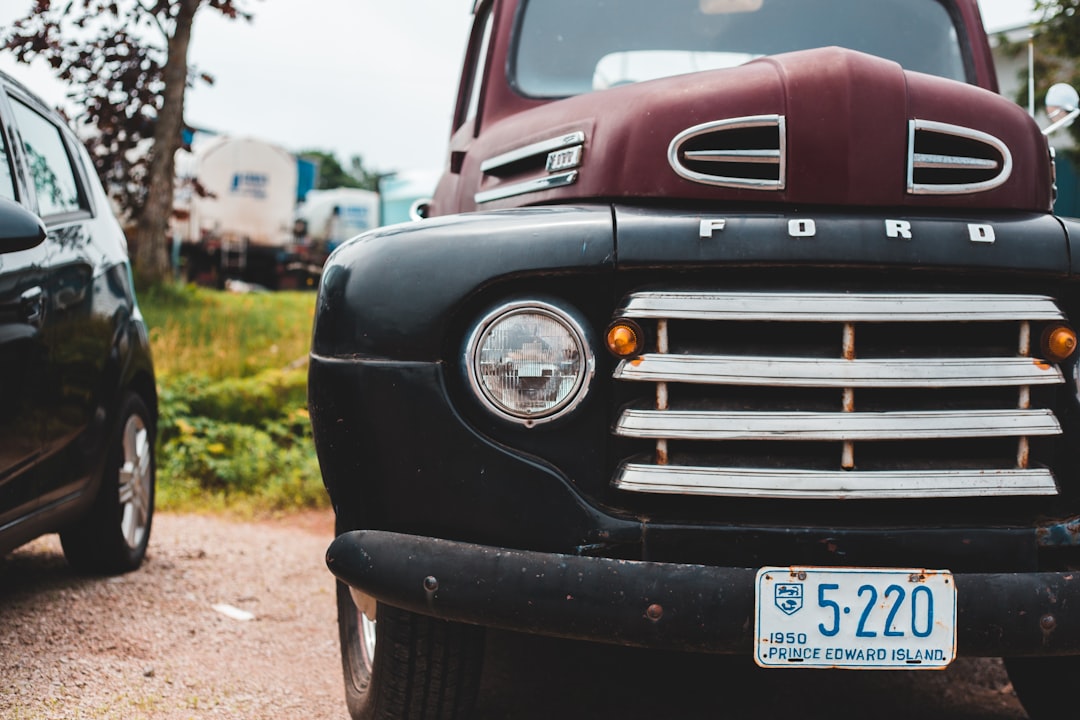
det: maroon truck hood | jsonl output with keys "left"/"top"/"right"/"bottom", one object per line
{"left": 457, "top": 47, "right": 1050, "bottom": 214}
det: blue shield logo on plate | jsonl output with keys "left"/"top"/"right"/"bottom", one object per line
{"left": 774, "top": 583, "right": 803, "bottom": 615}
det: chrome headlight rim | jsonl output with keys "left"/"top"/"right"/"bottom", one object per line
{"left": 464, "top": 299, "right": 595, "bottom": 426}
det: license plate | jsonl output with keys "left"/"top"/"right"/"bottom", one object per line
{"left": 754, "top": 566, "right": 956, "bottom": 670}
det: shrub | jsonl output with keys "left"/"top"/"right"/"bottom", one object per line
{"left": 156, "top": 388, "right": 326, "bottom": 513}
{"left": 160, "top": 369, "right": 307, "bottom": 429}
{"left": 141, "top": 285, "right": 327, "bottom": 514}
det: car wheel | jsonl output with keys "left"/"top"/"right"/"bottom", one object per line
{"left": 1004, "top": 656, "right": 1080, "bottom": 720}
{"left": 61, "top": 392, "right": 155, "bottom": 574}
{"left": 336, "top": 581, "right": 485, "bottom": 720}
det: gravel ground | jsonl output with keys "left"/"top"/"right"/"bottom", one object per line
{"left": 0, "top": 511, "right": 345, "bottom": 720}
{"left": 0, "top": 511, "right": 1033, "bottom": 720}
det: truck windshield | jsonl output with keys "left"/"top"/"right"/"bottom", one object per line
{"left": 512, "top": 0, "right": 969, "bottom": 97}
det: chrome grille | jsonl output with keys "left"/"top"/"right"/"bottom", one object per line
{"left": 612, "top": 291, "right": 1066, "bottom": 500}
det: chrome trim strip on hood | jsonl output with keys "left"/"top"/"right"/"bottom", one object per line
{"left": 480, "top": 131, "right": 586, "bottom": 173}
{"left": 684, "top": 149, "right": 782, "bottom": 164}
{"left": 474, "top": 170, "right": 578, "bottom": 204}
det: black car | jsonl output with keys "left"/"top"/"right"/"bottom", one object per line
{"left": 0, "top": 69, "right": 157, "bottom": 573}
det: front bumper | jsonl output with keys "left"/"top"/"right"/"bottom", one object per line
{"left": 327, "top": 529, "right": 1080, "bottom": 657}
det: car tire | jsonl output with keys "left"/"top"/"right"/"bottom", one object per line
{"left": 1004, "top": 656, "right": 1080, "bottom": 720}
{"left": 336, "top": 581, "right": 485, "bottom": 720}
{"left": 60, "top": 392, "right": 155, "bottom": 574}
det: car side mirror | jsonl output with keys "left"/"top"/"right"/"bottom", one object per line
{"left": 0, "top": 197, "right": 46, "bottom": 253}
{"left": 1043, "top": 83, "right": 1080, "bottom": 136}
{"left": 409, "top": 198, "right": 432, "bottom": 221}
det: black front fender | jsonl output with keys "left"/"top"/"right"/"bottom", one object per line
{"left": 312, "top": 206, "right": 615, "bottom": 361}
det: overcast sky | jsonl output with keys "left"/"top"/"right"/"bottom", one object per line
{"left": 0, "top": 0, "right": 1041, "bottom": 177}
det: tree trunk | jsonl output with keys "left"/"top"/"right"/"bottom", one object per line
{"left": 132, "top": 0, "right": 200, "bottom": 285}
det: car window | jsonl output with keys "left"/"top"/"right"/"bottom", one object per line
{"left": 461, "top": 7, "right": 494, "bottom": 134}
{"left": 0, "top": 120, "right": 15, "bottom": 203}
{"left": 9, "top": 98, "right": 85, "bottom": 217}
{"left": 455, "top": 4, "right": 494, "bottom": 133}
{"left": 513, "top": 0, "right": 968, "bottom": 97}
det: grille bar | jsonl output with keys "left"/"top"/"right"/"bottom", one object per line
{"left": 615, "top": 464, "right": 1059, "bottom": 500}
{"left": 615, "top": 354, "right": 1064, "bottom": 388}
{"left": 620, "top": 292, "right": 1064, "bottom": 323}
{"left": 615, "top": 408, "right": 1061, "bottom": 441}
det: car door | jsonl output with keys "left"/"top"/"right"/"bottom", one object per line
{"left": 2, "top": 85, "right": 109, "bottom": 509}
{"left": 0, "top": 86, "right": 51, "bottom": 530}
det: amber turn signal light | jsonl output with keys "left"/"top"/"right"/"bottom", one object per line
{"left": 1042, "top": 325, "right": 1078, "bottom": 363}
{"left": 606, "top": 320, "right": 642, "bottom": 357}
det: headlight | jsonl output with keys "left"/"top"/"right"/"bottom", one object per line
{"left": 466, "top": 300, "right": 594, "bottom": 425}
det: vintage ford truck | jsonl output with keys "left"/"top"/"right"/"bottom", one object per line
{"left": 310, "top": 1, "right": 1080, "bottom": 717}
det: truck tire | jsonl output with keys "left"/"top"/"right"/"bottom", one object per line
{"left": 336, "top": 581, "right": 485, "bottom": 720}
{"left": 1004, "top": 656, "right": 1080, "bottom": 720}
{"left": 60, "top": 392, "right": 155, "bottom": 574}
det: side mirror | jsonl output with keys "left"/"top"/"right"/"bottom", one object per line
{"left": 409, "top": 198, "right": 432, "bottom": 222}
{"left": 1043, "top": 83, "right": 1080, "bottom": 136}
{"left": 0, "top": 197, "right": 46, "bottom": 253}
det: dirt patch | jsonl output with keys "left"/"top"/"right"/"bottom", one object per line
{"left": 0, "top": 511, "right": 345, "bottom": 720}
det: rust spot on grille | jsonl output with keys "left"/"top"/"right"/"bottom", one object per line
{"left": 1017, "top": 437, "right": 1030, "bottom": 469}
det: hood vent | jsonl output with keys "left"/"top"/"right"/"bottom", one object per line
{"left": 668, "top": 115, "right": 786, "bottom": 190}
{"left": 475, "top": 131, "right": 584, "bottom": 204}
{"left": 907, "top": 120, "right": 1012, "bottom": 195}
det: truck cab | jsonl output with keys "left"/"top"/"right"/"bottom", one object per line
{"left": 310, "top": 2, "right": 1080, "bottom": 718}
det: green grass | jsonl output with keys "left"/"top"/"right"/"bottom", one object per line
{"left": 138, "top": 283, "right": 328, "bottom": 516}
{"left": 139, "top": 282, "right": 315, "bottom": 380}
